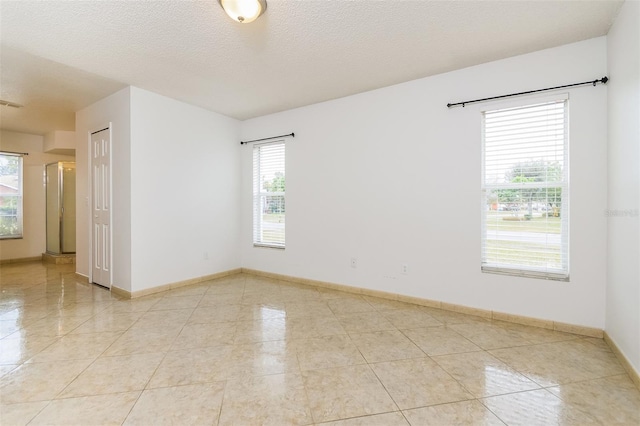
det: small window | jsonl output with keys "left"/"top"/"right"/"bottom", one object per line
{"left": 0, "top": 152, "right": 24, "bottom": 239}
{"left": 481, "top": 99, "right": 569, "bottom": 280}
{"left": 253, "top": 141, "right": 285, "bottom": 248}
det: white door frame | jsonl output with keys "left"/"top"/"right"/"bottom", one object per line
{"left": 88, "top": 123, "right": 113, "bottom": 288}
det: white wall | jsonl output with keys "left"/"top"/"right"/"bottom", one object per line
{"left": 75, "top": 87, "right": 132, "bottom": 289}
{"left": 241, "top": 37, "right": 609, "bottom": 329}
{"left": 606, "top": 0, "right": 640, "bottom": 375}
{"left": 44, "top": 130, "right": 75, "bottom": 154}
{"left": 129, "top": 87, "right": 241, "bottom": 292}
{"left": 0, "top": 130, "right": 75, "bottom": 260}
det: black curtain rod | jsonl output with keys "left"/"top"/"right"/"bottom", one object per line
{"left": 1, "top": 150, "right": 29, "bottom": 156}
{"left": 91, "top": 127, "right": 110, "bottom": 135}
{"left": 240, "top": 132, "right": 295, "bottom": 145}
{"left": 447, "top": 76, "right": 608, "bottom": 108}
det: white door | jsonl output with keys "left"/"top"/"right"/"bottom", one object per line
{"left": 91, "top": 128, "right": 111, "bottom": 288}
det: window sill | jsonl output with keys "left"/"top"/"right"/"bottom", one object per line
{"left": 253, "top": 243, "right": 285, "bottom": 250}
{"left": 482, "top": 266, "right": 569, "bottom": 282}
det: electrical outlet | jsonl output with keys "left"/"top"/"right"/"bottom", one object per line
{"left": 350, "top": 258, "right": 357, "bottom": 268}
{"left": 204, "top": 251, "right": 209, "bottom": 260}
{"left": 401, "top": 263, "right": 409, "bottom": 275}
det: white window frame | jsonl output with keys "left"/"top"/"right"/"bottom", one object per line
{"left": 0, "top": 152, "right": 24, "bottom": 240}
{"left": 252, "top": 140, "right": 285, "bottom": 249}
{"left": 481, "top": 95, "right": 570, "bottom": 281}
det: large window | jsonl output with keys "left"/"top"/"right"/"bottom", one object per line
{"left": 0, "top": 152, "right": 23, "bottom": 239}
{"left": 481, "top": 99, "right": 569, "bottom": 280}
{"left": 253, "top": 141, "right": 285, "bottom": 248}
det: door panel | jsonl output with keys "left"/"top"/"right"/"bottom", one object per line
{"left": 91, "top": 128, "right": 111, "bottom": 288}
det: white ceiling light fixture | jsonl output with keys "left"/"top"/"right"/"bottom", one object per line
{"left": 218, "top": 0, "right": 267, "bottom": 24}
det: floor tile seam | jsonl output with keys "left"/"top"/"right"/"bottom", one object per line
{"left": 482, "top": 326, "right": 583, "bottom": 346}
{"left": 472, "top": 339, "right": 548, "bottom": 351}
{"left": 396, "top": 326, "right": 482, "bottom": 355}
{"left": 357, "top": 362, "right": 404, "bottom": 415}
{"left": 202, "top": 289, "right": 245, "bottom": 297}
{"left": 297, "top": 351, "right": 320, "bottom": 425}
{"left": 147, "top": 305, "right": 199, "bottom": 314}
{"left": 17, "top": 334, "right": 67, "bottom": 365}
{"left": 8, "top": 399, "right": 53, "bottom": 426}
{"left": 476, "top": 388, "right": 555, "bottom": 426}
{"left": 0, "top": 364, "right": 20, "bottom": 378}
{"left": 221, "top": 373, "right": 313, "bottom": 425}
{"left": 578, "top": 336, "right": 620, "bottom": 353}
{"left": 233, "top": 335, "right": 289, "bottom": 345}
{"left": 162, "top": 288, "right": 208, "bottom": 300}
{"left": 75, "top": 314, "right": 144, "bottom": 340}
{"left": 345, "top": 326, "right": 406, "bottom": 337}
{"left": 0, "top": 392, "right": 54, "bottom": 406}
{"left": 0, "top": 398, "right": 52, "bottom": 412}
{"left": 473, "top": 383, "right": 548, "bottom": 400}
{"left": 352, "top": 329, "right": 431, "bottom": 362}
{"left": 320, "top": 409, "right": 406, "bottom": 425}
{"left": 429, "top": 349, "right": 497, "bottom": 367}
{"left": 543, "top": 373, "right": 640, "bottom": 415}
{"left": 362, "top": 342, "right": 429, "bottom": 365}
{"left": 477, "top": 352, "right": 553, "bottom": 389}
{"left": 480, "top": 337, "right": 581, "bottom": 352}
{"left": 345, "top": 330, "right": 380, "bottom": 368}
{"left": 471, "top": 398, "right": 509, "bottom": 426}
{"left": 134, "top": 348, "right": 174, "bottom": 409}
{"left": 482, "top": 386, "right": 560, "bottom": 403}
{"left": 600, "top": 372, "right": 640, "bottom": 383}
{"left": 402, "top": 397, "right": 497, "bottom": 412}
{"left": 144, "top": 375, "right": 224, "bottom": 391}
{"left": 487, "top": 385, "right": 607, "bottom": 423}
{"left": 487, "top": 338, "right": 620, "bottom": 362}
{"left": 186, "top": 319, "right": 240, "bottom": 326}
{"left": 140, "top": 308, "right": 196, "bottom": 334}
{"left": 120, "top": 389, "right": 146, "bottom": 426}
{"left": 541, "top": 371, "right": 637, "bottom": 389}
{"left": 51, "top": 388, "right": 144, "bottom": 402}
{"left": 98, "top": 314, "right": 183, "bottom": 357}
{"left": 45, "top": 310, "right": 96, "bottom": 337}
{"left": 365, "top": 358, "right": 418, "bottom": 414}
{"left": 211, "top": 379, "right": 228, "bottom": 426}
{"left": 48, "top": 357, "right": 108, "bottom": 402}
{"left": 23, "top": 340, "right": 123, "bottom": 365}
{"left": 298, "top": 358, "right": 369, "bottom": 373}
{"left": 0, "top": 311, "right": 48, "bottom": 326}
{"left": 414, "top": 354, "right": 481, "bottom": 404}
{"left": 383, "top": 319, "right": 447, "bottom": 330}
{"left": 398, "top": 409, "right": 413, "bottom": 426}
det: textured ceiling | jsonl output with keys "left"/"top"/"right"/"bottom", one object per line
{"left": 0, "top": 0, "right": 624, "bottom": 136}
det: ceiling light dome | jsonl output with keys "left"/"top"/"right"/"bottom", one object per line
{"left": 218, "top": 0, "right": 267, "bottom": 24}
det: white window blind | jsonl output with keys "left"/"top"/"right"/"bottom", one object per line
{"left": 0, "top": 152, "right": 24, "bottom": 239}
{"left": 481, "top": 99, "right": 569, "bottom": 280}
{"left": 253, "top": 141, "right": 285, "bottom": 248}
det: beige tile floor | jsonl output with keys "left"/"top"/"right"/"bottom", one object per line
{"left": 0, "top": 262, "right": 638, "bottom": 425}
